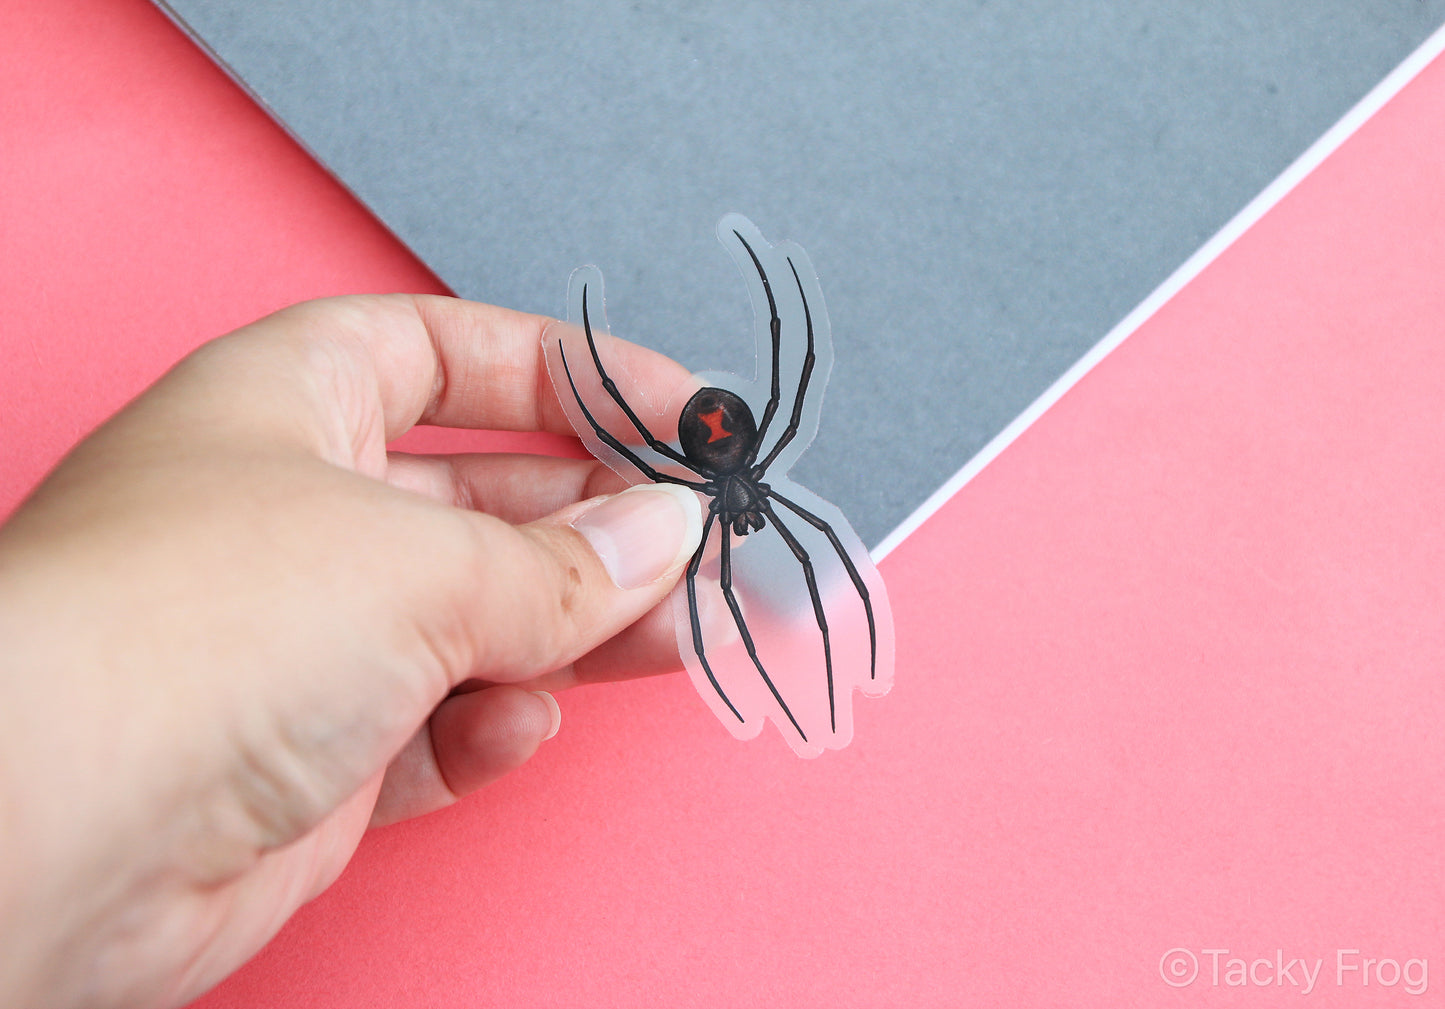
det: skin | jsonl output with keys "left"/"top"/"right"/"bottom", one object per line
{"left": 0, "top": 294, "right": 704, "bottom": 1009}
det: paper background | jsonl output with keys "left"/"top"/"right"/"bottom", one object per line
{"left": 152, "top": 0, "right": 1445, "bottom": 545}
{"left": 4, "top": 1, "right": 1444, "bottom": 1004}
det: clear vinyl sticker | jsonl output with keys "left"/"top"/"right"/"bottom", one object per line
{"left": 543, "top": 215, "right": 895, "bottom": 757}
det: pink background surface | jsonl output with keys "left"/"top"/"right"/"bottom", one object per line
{"left": 4, "top": 1, "right": 1444, "bottom": 1004}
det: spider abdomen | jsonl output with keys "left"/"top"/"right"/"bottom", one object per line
{"left": 678, "top": 387, "right": 758, "bottom": 474}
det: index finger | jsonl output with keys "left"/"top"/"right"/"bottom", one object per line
{"left": 350, "top": 293, "right": 694, "bottom": 439}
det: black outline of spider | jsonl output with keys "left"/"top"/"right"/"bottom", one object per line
{"left": 556, "top": 228, "right": 877, "bottom": 744}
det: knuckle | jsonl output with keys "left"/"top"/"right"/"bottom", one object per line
{"left": 472, "top": 516, "right": 606, "bottom": 676}
{"left": 532, "top": 525, "right": 598, "bottom": 622}
{"left": 559, "top": 562, "right": 584, "bottom": 616}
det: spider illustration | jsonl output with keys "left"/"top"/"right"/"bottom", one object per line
{"left": 547, "top": 215, "right": 894, "bottom": 755}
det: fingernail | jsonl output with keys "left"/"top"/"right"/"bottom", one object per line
{"left": 572, "top": 484, "right": 704, "bottom": 590}
{"left": 532, "top": 691, "right": 562, "bottom": 741}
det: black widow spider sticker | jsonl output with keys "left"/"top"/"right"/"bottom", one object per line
{"left": 543, "top": 215, "right": 895, "bottom": 757}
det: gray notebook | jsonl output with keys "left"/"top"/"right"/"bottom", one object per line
{"left": 155, "top": 0, "right": 1444, "bottom": 545}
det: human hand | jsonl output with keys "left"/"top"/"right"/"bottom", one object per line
{"left": 0, "top": 295, "right": 704, "bottom": 1009}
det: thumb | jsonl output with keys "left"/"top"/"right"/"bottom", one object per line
{"left": 369, "top": 482, "right": 705, "bottom": 825}
{"left": 458, "top": 481, "right": 706, "bottom": 683}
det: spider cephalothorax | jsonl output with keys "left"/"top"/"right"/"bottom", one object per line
{"left": 551, "top": 217, "right": 890, "bottom": 752}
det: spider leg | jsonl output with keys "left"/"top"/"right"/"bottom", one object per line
{"left": 770, "top": 491, "right": 877, "bottom": 680}
{"left": 759, "top": 500, "right": 835, "bottom": 732}
{"left": 578, "top": 285, "right": 699, "bottom": 471}
{"left": 752, "top": 257, "right": 816, "bottom": 472}
{"left": 558, "top": 342, "right": 707, "bottom": 489}
{"left": 686, "top": 505, "right": 742, "bottom": 723}
{"left": 720, "top": 519, "right": 807, "bottom": 742}
{"left": 731, "top": 230, "right": 783, "bottom": 454}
